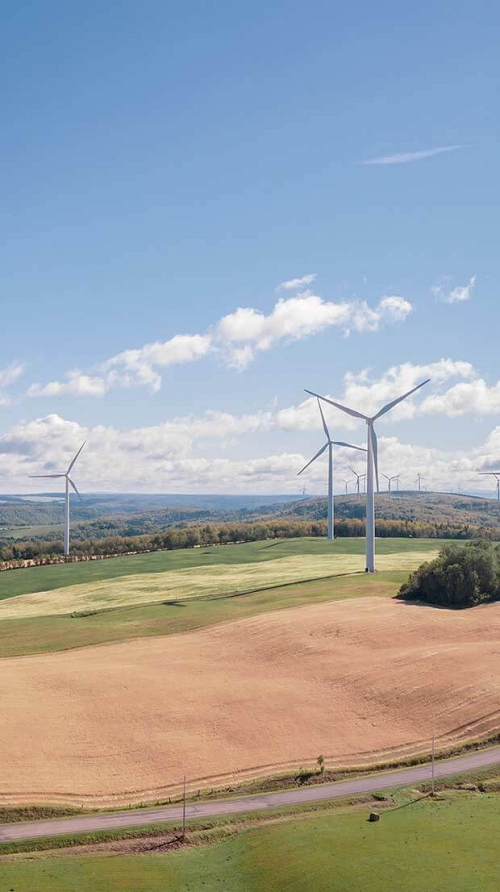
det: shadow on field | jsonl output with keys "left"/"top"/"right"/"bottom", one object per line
{"left": 162, "top": 600, "right": 187, "bottom": 608}
{"left": 396, "top": 597, "right": 464, "bottom": 611}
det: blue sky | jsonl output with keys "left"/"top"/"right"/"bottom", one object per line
{"left": 0, "top": 0, "right": 499, "bottom": 494}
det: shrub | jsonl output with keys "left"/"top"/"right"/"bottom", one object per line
{"left": 398, "top": 540, "right": 500, "bottom": 607}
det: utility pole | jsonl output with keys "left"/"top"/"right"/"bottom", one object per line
{"left": 182, "top": 774, "right": 186, "bottom": 839}
{"left": 431, "top": 733, "right": 435, "bottom": 796}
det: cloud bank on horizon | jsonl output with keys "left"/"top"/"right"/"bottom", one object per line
{"left": 2, "top": 357, "right": 500, "bottom": 495}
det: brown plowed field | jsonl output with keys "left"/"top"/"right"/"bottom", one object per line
{"left": 1, "top": 597, "right": 499, "bottom": 806}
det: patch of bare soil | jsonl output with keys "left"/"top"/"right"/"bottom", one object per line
{"left": 1, "top": 597, "right": 498, "bottom": 806}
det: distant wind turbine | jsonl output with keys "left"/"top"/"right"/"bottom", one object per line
{"left": 30, "top": 442, "right": 86, "bottom": 557}
{"left": 343, "top": 478, "right": 350, "bottom": 495}
{"left": 350, "top": 466, "right": 366, "bottom": 496}
{"left": 298, "top": 400, "right": 365, "bottom": 539}
{"left": 305, "top": 380, "right": 430, "bottom": 572}
{"left": 415, "top": 473, "right": 425, "bottom": 492}
{"left": 479, "top": 471, "right": 500, "bottom": 501}
{"left": 382, "top": 472, "right": 400, "bottom": 495}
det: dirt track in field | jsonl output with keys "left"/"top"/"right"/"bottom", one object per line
{"left": 1, "top": 597, "right": 498, "bottom": 806}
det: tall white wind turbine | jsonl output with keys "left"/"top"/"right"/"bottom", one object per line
{"left": 30, "top": 442, "right": 86, "bottom": 557}
{"left": 297, "top": 400, "right": 365, "bottom": 539}
{"left": 305, "top": 380, "right": 430, "bottom": 571}
{"left": 415, "top": 473, "right": 425, "bottom": 492}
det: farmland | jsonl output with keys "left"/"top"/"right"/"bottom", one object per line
{"left": 1, "top": 593, "right": 498, "bottom": 806}
{"left": 0, "top": 537, "right": 438, "bottom": 655}
{"left": 0, "top": 536, "right": 497, "bottom": 811}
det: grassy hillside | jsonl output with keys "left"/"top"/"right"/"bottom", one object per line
{"left": 1, "top": 794, "right": 498, "bottom": 891}
{"left": 0, "top": 538, "right": 438, "bottom": 655}
{"left": 0, "top": 536, "right": 438, "bottom": 600}
{"left": 0, "top": 572, "right": 405, "bottom": 657}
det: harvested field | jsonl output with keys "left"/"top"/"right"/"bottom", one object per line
{"left": 0, "top": 549, "right": 437, "bottom": 619}
{"left": 1, "top": 597, "right": 498, "bottom": 806}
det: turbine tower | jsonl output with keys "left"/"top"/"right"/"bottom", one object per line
{"left": 350, "top": 466, "right": 366, "bottom": 496}
{"left": 479, "top": 471, "right": 500, "bottom": 501}
{"left": 305, "top": 380, "right": 429, "bottom": 572}
{"left": 30, "top": 442, "right": 86, "bottom": 557}
{"left": 415, "top": 473, "right": 425, "bottom": 492}
{"left": 298, "top": 400, "right": 365, "bottom": 539}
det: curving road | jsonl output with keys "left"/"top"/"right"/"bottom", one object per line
{"left": 1, "top": 747, "right": 499, "bottom": 843}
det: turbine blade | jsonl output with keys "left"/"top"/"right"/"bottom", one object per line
{"left": 370, "top": 424, "right": 379, "bottom": 492}
{"left": 382, "top": 473, "right": 389, "bottom": 480}
{"left": 67, "top": 440, "right": 86, "bottom": 473}
{"left": 372, "top": 379, "right": 430, "bottom": 421}
{"left": 332, "top": 441, "right": 367, "bottom": 451}
{"left": 304, "top": 390, "right": 368, "bottom": 421}
{"left": 29, "top": 474, "right": 65, "bottom": 479}
{"left": 297, "top": 442, "right": 329, "bottom": 476}
{"left": 68, "top": 477, "right": 82, "bottom": 499}
{"left": 317, "top": 399, "right": 330, "bottom": 440}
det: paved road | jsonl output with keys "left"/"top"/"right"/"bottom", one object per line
{"left": 1, "top": 748, "right": 498, "bottom": 843}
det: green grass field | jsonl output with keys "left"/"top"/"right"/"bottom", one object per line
{"left": 0, "top": 538, "right": 439, "bottom": 656}
{"left": 0, "top": 536, "right": 439, "bottom": 600}
{"left": 0, "top": 795, "right": 497, "bottom": 891}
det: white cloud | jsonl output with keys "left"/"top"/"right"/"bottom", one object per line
{"left": 431, "top": 275, "right": 476, "bottom": 304}
{"left": 0, "top": 361, "right": 24, "bottom": 406}
{"left": 277, "top": 359, "right": 474, "bottom": 431}
{"left": 342, "top": 359, "right": 474, "bottom": 420}
{"left": 217, "top": 293, "right": 353, "bottom": 368}
{"left": 27, "top": 282, "right": 413, "bottom": 394}
{"left": 377, "top": 295, "right": 413, "bottom": 322}
{"left": 27, "top": 372, "right": 108, "bottom": 399}
{"left": 422, "top": 378, "right": 500, "bottom": 417}
{"left": 361, "top": 145, "right": 463, "bottom": 165}
{"left": 276, "top": 274, "right": 317, "bottom": 291}
{"left": 102, "top": 334, "right": 212, "bottom": 394}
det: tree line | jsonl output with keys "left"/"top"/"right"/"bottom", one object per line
{"left": 1, "top": 517, "right": 499, "bottom": 571}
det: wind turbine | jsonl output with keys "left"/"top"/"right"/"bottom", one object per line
{"left": 343, "top": 478, "right": 350, "bottom": 495}
{"left": 298, "top": 400, "right": 365, "bottom": 539}
{"left": 30, "top": 442, "right": 86, "bottom": 557}
{"left": 305, "top": 380, "right": 430, "bottom": 572}
{"left": 350, "top": 466, "right": 366, "bottom": 496}
{"left": 382, "top": 473, "right": 400, "bottom": 495}
{"left": 479, "top": 471, "right": 500, "bottom": 501}
{"left": 415, "top": 473, "right": 425, "bottom": 492}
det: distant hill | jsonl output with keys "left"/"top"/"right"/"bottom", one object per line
{"left": 0, "top": 493, "right": 301, "bottom": 542}
{"left": 1, "top": 489, "right": 498, "bottom": 545}
{"left": 270, "top": 491, "right": 500, "bottom": 527}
